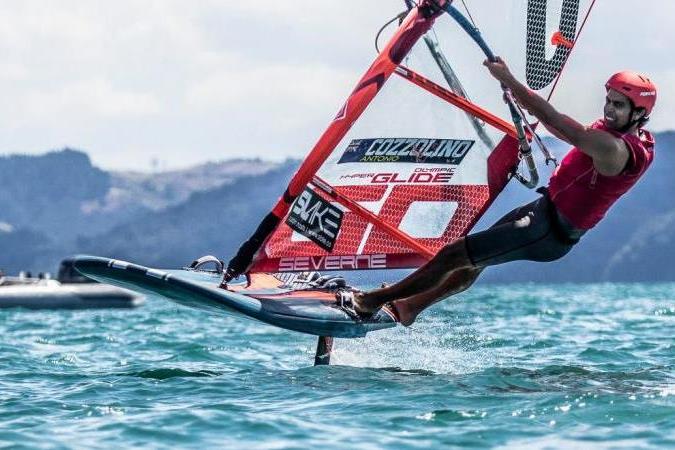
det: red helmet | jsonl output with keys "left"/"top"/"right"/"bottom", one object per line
{"left": 605, "top": 71, "right": 657, "bottom": 115}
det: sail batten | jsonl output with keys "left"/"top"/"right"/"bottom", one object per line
{"left": 394, "top": 65, "right": 519, "bottom": 138}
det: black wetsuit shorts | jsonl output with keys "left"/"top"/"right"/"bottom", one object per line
{"left": 466, "top": 190, "right": 586, "bottom": 269}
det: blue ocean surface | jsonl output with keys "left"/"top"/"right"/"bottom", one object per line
{"left": 0, "top": 283, "right": 673, "bottom": 449}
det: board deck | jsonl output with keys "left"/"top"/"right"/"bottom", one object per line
{"left": 72, "top": 256, "right": 397, "bottom": 338}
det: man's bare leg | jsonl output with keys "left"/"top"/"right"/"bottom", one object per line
{"left": 392, "top": 267, "right": 482, "bottom": 326}
{"left": 354, "top": 237, "right": 474, "bottom": 313}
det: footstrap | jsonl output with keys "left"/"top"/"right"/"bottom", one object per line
{"left": 336, "top": 289, "right": 362, "bottom": 321}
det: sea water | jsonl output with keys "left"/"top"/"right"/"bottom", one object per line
{"left": 0, "top": 283, "right": 673, "bottom": 449}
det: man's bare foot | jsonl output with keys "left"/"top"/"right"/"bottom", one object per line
{"left": 338, "top": 291, "right": 418, "bottom": 325}
{"left": 352, "top": 291, "right": 379, "bottom": 315}
{"left": 353, "top": 292, "right": 418, "bottom": 325}
{"left": 384, "top": 300, "right": 418, "bottom": 327}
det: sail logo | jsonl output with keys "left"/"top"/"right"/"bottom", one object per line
{"left": 338, "top": 138, "right": 474, "bottom": 165}
{"left": 287, "top": 189, "right": 343, "bottom": 252}
{"left": 278, "top": 254, "right": 387, "bottom": 272}
{"left": 525, "top": 0, "right": 580, "bottom": 90}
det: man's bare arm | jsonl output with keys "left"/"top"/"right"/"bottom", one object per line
{"left": 484, "top": 58, "right": 629, "bottom": 176}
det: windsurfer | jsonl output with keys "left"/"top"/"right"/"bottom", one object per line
{"left": 346, "top": 57, "right": 657, "bottom": 326}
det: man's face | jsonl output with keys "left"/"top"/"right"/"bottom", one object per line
{"left": 604, "top": 89, "right": 634, "bottom": 130}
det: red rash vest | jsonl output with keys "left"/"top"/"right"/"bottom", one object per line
{"left": 548, "top": 119, "right": 655, "bottom": 230}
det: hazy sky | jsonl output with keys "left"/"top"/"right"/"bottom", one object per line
{"left": 1, "top": 0, "right": 672, "bottom": 171}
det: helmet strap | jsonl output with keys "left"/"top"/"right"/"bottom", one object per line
{"left": 617, "top": 103, "right": 644, "bottom": 133}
